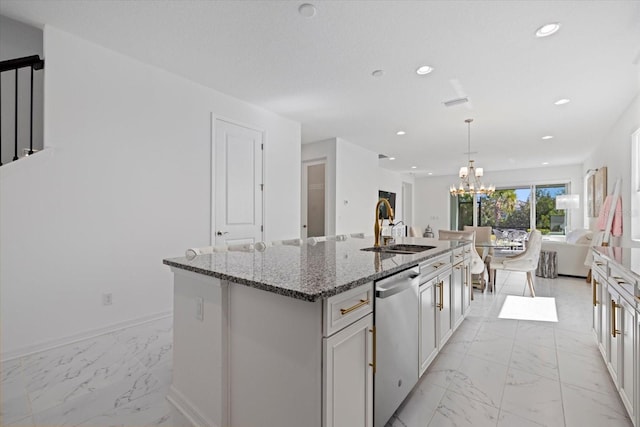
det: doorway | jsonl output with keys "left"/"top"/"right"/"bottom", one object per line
{"left": 301, "top": 160, "right": 326, "bottom": 238}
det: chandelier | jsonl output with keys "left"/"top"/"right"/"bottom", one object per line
{"left": 449, "top": 118, "right": 495, "bottom": 196}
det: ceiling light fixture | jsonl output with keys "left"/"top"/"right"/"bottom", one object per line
{"left": 411, "top": 166, "right": 417, "bottom": 169}
{"left": 428, "top": 172, "right": 433, "bottom": 176}
{"left": 554, "top": 98, "right": 570, "bottom": 105}
{"left": 396, "top": 131, "right": 406, "bottom": 135}
{"left": 298, "top": 3, "right": 317, "bottom": 17}
{"left": 542, "top": 162, "right": 549, "bottom": 165}
{"left": 542, "top": 135, "right": 554, "bottom": 140}
{"left": 388, "top": 157, "right": 396, "bottom": 160}
{"left": 450, "top": 119, "right": 494, "bottom": 196}
{"left": 416, "top": 65, "right": 434, "bottom": 75}
{"left": 535, "top": 22, "right": 561, "bottom": 38}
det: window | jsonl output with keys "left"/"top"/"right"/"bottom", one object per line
{"left": 454, "top": 183, "right": 569, "bottom": 235}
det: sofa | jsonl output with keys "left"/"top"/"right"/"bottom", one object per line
{"left": 540, "top": 229, "right": 592, "bottom": 277}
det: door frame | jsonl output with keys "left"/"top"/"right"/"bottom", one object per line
{"left": 211, "top": 113, "right": 265, "bottom": 245}
{"left": 301, "top": 158, "right": 328, "bottom": 239}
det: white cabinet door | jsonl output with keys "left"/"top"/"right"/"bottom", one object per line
{"left": 419, "top": 279, "right": 438, "bottom": 376}
{"left": 592, "top": 273, "right": 602, "bottom": 344}
{"left": 462, "top": 259, "right": 471, "bottom": 315}
{"left": 607, "top": 287, "right": 621, "bottom": 386}
{"left": 636, "top": 311, "right": 640, "bottom": 427}
{"left": 437, "top": 270, "right": 453, "bottom": 349}
{"left": 599, "top": 280, "right": 610, "bottom": 360}
{"left": 619, "top": 296, "right": 636, "bottom": 422}
{"left": 323, "top": 313, "right": 373, "bottom": 427}
{"left": 452, "top": 263, "right": 464, "bottom": 330}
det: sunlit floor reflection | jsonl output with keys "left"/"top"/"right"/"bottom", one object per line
{"left": 498, "top": 295, "right": 558, "bottom": 322}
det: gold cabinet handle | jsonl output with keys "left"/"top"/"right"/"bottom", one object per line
{"left": 611, "top": 299, "right": 621, "bottom": 338}
{"left": 592, "top": 280, "right": 598, "bottom": 306}
{"left": 612, "top": 276, "right": 627, "bottom": 285}
{"left": 433, "top": 262, "right": 445, "bottom": 269}
{"left": 595, "top": 261, "right": 605, "bottom": 267}
{"left": 340, "top": 299, "right": 369, "bottom": 316}
{"left": 437, "top": 281, "right": 444, "bottom": 311}
{"left": 369, "top": 326, "right": 376, "bottom": 374}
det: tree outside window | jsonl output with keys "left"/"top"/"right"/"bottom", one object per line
{"left": 455, "top": 184, "right": 568, "bottom": 235}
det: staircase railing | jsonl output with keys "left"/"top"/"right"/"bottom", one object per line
{"left": 0, "top": 55, "right": 45, "bottom": 166}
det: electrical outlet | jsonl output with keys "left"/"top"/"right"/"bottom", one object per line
{"left": 195, "top": 297, "right": 204, "bottom": 321}
{"left": 102, "top": 293, "right": 113, "bottom": 306}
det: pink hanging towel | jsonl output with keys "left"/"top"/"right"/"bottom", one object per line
{"left": 596, "top": 195, "right": 623, "bottom": 237}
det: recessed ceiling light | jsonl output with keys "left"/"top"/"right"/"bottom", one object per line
{"left": 428, "top": 172, "right": 433, "bottom": 176}
{"left": 371, "top": 69, "right": 384, "bottom": 77}
{"left": 554, "top": 98, "right": 570, "bottom": 105}
{"left": 542, "top": 135, "right": 554, "bottom": 140}
{"left": 388, "top": 157, "right": 396, "bottom": 160}
{"left": 396, "top": 131, "right": 406, "bottom": 136}
{"left": 298, "top": 3, "right": 317, "bottom": 17}
{"left": 411, "top": 166, "right": 417, "bottom": 169}
{"left": 542, "top": 162, "right": 549, "bottom": 165}
{"left": 416, "top": 65, "right": 434, "bottom": 75}
{"left": 535, "top": 22, "right": 561, "bottom": 38}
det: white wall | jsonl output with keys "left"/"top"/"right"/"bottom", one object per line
{"left": 335, "top": 138, "right": 378, "bottom": 235}
{"left": 0, "top": 26, "right": 300, "bottom": 359}
{"left": 377, "top": 168, "right": 415, "bottom": 229}
{"left": 0, "top": 15, "right": 44, "bottom": 163}
{"left": 415, "top": 164, "right": 584, "bottom": 234}
{"left": 583, "top": 93, "right": 640, "bottom": 247}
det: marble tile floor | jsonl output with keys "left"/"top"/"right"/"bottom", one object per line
{"left": 387, "top": 272, "right": 633, "bottom": 427}
{"left": 1, "top": 272, "right": 632, "bottom": 427}
{"left": 1, "top": 316, "right": 191, "bottom": 427}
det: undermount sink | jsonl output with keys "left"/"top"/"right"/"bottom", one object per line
{"left": 361, "top": 244, "right": 436, "bottom": 255}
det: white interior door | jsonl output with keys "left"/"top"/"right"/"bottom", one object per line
{"left": 214, "top": 118, "right": 263, "bottom": 245}
{"left": 301, "top": 159, "right": 326, "bottom": 238}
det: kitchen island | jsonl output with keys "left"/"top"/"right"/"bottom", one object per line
{"left": 163, "top": 236, "right": 472, "bottom": 427}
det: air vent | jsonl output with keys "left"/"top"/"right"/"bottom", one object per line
{"left": 378, "top": 154, "right": 388, "bottom": 159}
{"left": 443, "top": 97, "right": 469, "bottom": 107}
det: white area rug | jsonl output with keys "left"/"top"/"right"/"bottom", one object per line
{"left": 498, "top": 295, "right": 558, "bottom": 322}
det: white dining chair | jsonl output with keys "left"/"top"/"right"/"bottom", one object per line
{"left": 438, "top": 230, "right": 485, "bottom": 275}
{"left": 464, "top": 226, "right": 493, "bottom": 291}
{"left": 489, "top": 230, "right": 542, "bottom": 297}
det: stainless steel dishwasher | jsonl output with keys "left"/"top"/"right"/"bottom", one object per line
{"left": 374, "top": 266, "right": 420, "bottom": 427}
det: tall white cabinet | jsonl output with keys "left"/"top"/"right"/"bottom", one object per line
{"left": 591, "top": 249, "right": 639, "bottom": 427}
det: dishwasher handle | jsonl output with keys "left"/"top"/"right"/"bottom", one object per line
{"left": 376, "top": 274, "right": 419, "bottom": 299}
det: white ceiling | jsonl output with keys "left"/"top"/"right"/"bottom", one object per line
{"left": 1, "top": 0, "right": 639, "bottom": 176}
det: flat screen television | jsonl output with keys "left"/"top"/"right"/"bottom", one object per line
{"left": 378, "top": 190, "right": 396, "bottom": 219}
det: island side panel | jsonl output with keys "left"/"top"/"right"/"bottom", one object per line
{"left": 169, "top": 269, "right": 229, "bottom": 427}
{"left": 228, "top": 282, "right": 323, "bottom": 427}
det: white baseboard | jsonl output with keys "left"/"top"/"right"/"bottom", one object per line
{"left": 167, "top": 385, "right": 216, "bottom": 427}
{"left": 1, "top": 310, "right": 172, "bottom": 362}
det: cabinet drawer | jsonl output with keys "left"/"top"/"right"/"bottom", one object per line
{"left": 452, "top": 247, "right": 465, "bottom": 264}
{"left": 323, "top": 282, "right": 373, "bottom": 337}
{"left": 608, "top": 263, "right": 638, "bottom": 304}
{"left": 419, "top": 254, "right": 453, "bottom": 282}
{"left": 592, "top": 251, "right": 607, "bottom": 276}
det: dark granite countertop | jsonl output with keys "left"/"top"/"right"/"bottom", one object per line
{"left": 163, "top": 237, "right": 468, "bottom": 302}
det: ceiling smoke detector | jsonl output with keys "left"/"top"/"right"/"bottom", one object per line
{"left": 443, "top": 97, "right": 469, "bottom": 107}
